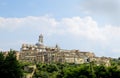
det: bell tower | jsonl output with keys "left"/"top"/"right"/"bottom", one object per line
{"left": 36, "top": 34, "right": 44, "bottom": 48}
{"left": 39, "top": 34, "right": 43, "bottom": 44}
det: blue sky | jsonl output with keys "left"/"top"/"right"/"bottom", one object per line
{"left": 0, "top": 0, "right": 120, "bottom": 58}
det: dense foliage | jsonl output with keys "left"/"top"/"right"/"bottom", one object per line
{"left": 33, "top": 62, "right": 120, "bottom": 78}
{"left": 0, "top": 50, "right": 23, "bottom": 78}
{"left": 1, "top": 50, "right": 120, "bottom": 78}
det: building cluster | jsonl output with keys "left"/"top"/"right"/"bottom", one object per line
{"left": 2, "top": 34, "right": 111, "bottom": 66}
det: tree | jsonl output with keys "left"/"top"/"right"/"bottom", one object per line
{"left": 34, "top": 62, "right": 120, "bottom": 78}
{"left": 94, "top": 65, "right": 108, "bottom": 78}
{"left": 0, "top": 52, "right": 5, "bottom": 76}
{"left": 118, "top": 57, "right": 120, "bottom": 60}
{"left": 46, "top": 64, "right": 59, "bottom": 73}
{"left": 1, "top": 50, "right": 23, "bottom": 78}
{"left": 107, "top": 66, "right": 120, "bottom": 78}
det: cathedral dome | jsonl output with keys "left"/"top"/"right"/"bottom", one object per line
{"left": 36, "top": 42, "right": 45, "bottom": 49}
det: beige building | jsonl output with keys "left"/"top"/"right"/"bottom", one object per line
{"left": 19, "top": 34, "right": 94, "bottom": 64}
{"left": 18, "top": 34, "right": 110, "bottom": 66}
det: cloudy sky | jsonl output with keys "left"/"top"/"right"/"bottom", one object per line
{"left": 0, "top": 0, "right": 120, "bottom": 58}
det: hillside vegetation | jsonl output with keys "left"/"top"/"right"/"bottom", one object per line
{"left": 1, "top": 50, "right": 120, "bottom": 78}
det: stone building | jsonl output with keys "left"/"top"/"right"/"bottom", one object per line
{"left": 19, "top": 34, "right": 100, "bottom": 64}
{"left": 0, "top": 34, "right": 110, "bottom": 66}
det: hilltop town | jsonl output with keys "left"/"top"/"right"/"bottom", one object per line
{"left": 3, "top": 34, "right": 111, "bottom": 66}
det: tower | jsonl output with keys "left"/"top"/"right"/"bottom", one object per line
{"left": 38, "top": 34, "right": 43, "bottom": 44}
{"left": 36, "top": 34, "right": 44, "bottom": 49}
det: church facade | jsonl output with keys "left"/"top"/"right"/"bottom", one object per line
{"left": 18, "top": 34, "right": 110, "bottom": 66}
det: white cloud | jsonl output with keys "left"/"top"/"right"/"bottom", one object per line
{"left": 1, "top": 16, "right": 54, "bottom": 33}
{"left": 0, "top": 15, "right": 120, "bottom": 42}
{"left": 59, "top": 16, "right": 106, "bottom": 41}
{"left": 1, "top": 15, "right": 120, "bottom": 57}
